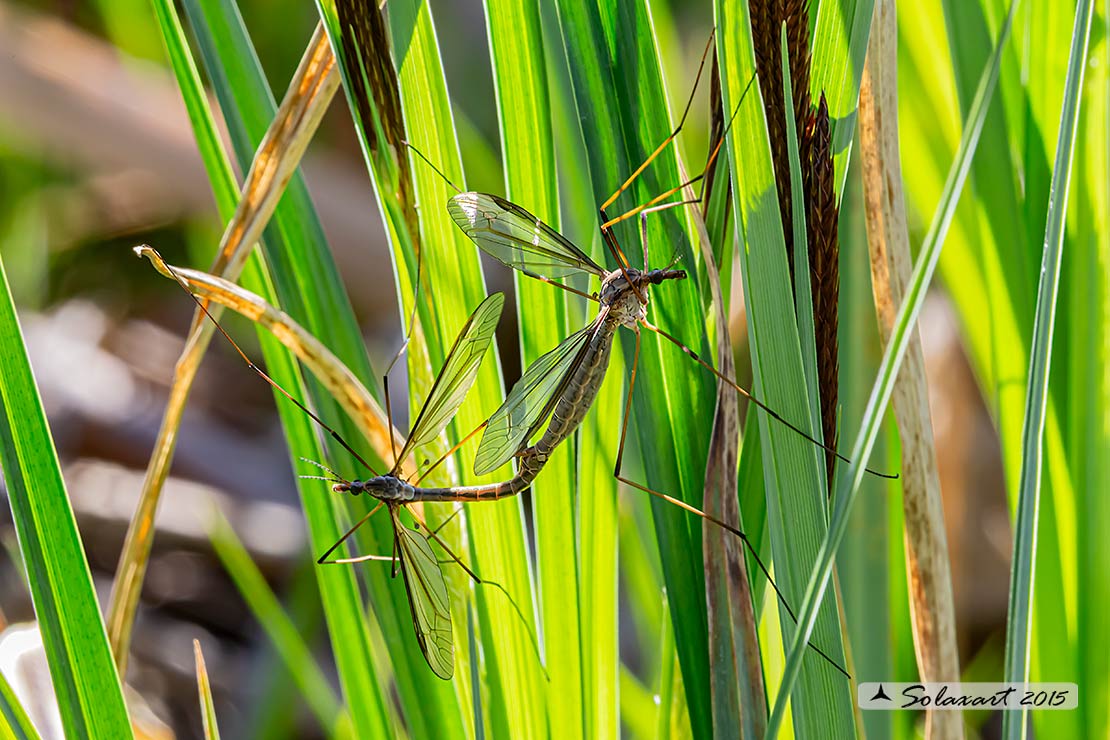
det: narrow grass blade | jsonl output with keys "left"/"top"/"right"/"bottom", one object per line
{"left": 193, "top": 640, "right": 221, "bottom": 740}
{"left": 1071, "top": 14, "right": 1110, "bottom": 737}
{"left": 482, "top": 0, "right": 582, "bottom": 735}
{"left": 810, "top": 0, "right": 876, "bottom": 188}
{"left": 321, "top": 1, "right": 540, "bottom": 734}
{"left": 836, "top": 167, "right": 896, "bottom": 740}
{"left": 0, "top": 256, "right": 132, "bottom": 739}
{"left": 385, "top": 3, "right": 538, "bottom": 725}
{"left": 767, "top": 3, "right": 1017, "bottom": 735}
{"left": 715, "top": 2, "right": 853, "bottom": 735}
{"left": 1002, "top": 3, "right": 1094, "bottom": 738}
{"left": 208, "top": 512, "right": 343, "bottom": 736}
{"left": 105, "top": 0, "right": 241, "bottom": 664}
{"left": 0, "top": 647, "right": 42, "bottom": 740}
{"left": 554, "top": 3, "right": 718, "bottom": 733}
{"left": 781, "top": 24, "right": 821, "bottom": 449}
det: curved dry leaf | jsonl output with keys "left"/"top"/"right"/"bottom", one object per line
{"left": 106, "top": 25, "right": 340, "bottom": 670}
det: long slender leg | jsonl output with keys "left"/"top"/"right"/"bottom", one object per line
{"left": 597, "top": 209, "right": 646, "bottom": 305}
{"left": 383, "top": 375, "right": 399, "bottom": 471}
{"left": 600, "top": 73, "right": 757, "bottom": 233}
{"left": 609, "top": 367, "right": 850, "bottom": 678}
{"left": 148, "top": 248, "right": 381, "bottom": 477}
{"left": 638, "top": 319, "right": 898, "bottom": 480}
{"left": 407, "top": 508, "right": 547, "bottom": 673}
{"left": 613, "top": 328, "right": 641, "bottom": 477}
{"left": 412, "top": 420, "right": 489, "bottom": 486}
{"left": 316, "top": 502, "right": 386, "bottom": 564}
{"left": 599, "top": 31, "right": 716, "bottom": 213}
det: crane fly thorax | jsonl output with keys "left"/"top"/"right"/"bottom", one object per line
{"left": 335, "top": 475, "right": 414, "bottom": 502}
{"left": 600, "top": 269, "right": 649, "bottom": 327}
{"left": 599, "top": 267, "right": 687, "bottom": 328}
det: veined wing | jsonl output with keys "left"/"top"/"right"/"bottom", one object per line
{"left": 398, "top": 293, "right": 505, "bottom": 465}
{"left": 449, "top": 193, "right": 606, "bottom": 279}
{"left": 392, "top": 508, "right": 453, "bottom": 680}
{"left": 473, "top": 317, "right": 601, "bottom": 476}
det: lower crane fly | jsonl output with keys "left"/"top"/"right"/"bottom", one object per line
{"left": 139, "top": 247, "right": 543, "bottom": 680}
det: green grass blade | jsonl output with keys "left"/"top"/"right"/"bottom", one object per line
{"left": 810, "top": 0, "right": 875, "bottom": 188}
{"left": 1071, "top": 13, "right": 1110, "bottom": 737}
{"left": 385, "top": 5, "right": 539, "bottom": 731}
{"left": 715, "top": 3, "right": 852, "bottom": 735}
{"left": 482, "top": 0, "right": 590, "bottom": 736}
{"left": 767, "top": 2, "right": 1017, "bottom": 735}
{"left": 836, "top": 166, "right": 894, "bottom": 740}
{"left": 148, "top": 0, "right": 240, "bottom": 211}
{"left": 554, "top": 3, "right": 718, "bottom": 734}
{"left": 781, "top": 24, "right": 821, "bottom": 442}
{"left": 1001, "top": 3, "right": 1094, "bottom": 738}
{"left": 209, "top": 513, "right": 343, "bottom": 736}
{"left": 0, "top": 256, "right": 132, "bottom": 739}
{"left": 539, "top": 20, "right": 627, "bottom": 735}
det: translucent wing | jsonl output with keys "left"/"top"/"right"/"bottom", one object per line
{"left": 473, "top": 318, "right": 600, "bottom": 476}
{"left": 398, "top": 293, "right": 505, "bottom": 465}
{"left": 449, "top": 193, "right": 607, "bottom": 279}
{"left": 392, "top": 509, "right": 454, "bottom": 680}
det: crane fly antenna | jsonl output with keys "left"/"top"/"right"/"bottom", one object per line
{"left": 299, "top": 457, "right": 348, "bottom": 480}
{"left": 141, "top": 246, "right": 382, "bottom": 478}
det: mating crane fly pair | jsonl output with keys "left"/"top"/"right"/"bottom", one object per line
{"left": 146, "top": 39, "right": 896, "bottom": 683}
{"left": 143, "top": 170, "right": 887, "bottom": 682}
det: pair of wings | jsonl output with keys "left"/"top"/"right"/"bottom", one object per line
{"left": 448, "top": 192, "right": 611, "bottom": 476}
{"left": 393, "top": 291, "right": 505, "bottom": 472}
{"left": 396, "top": 195, "right": 612, "bottom": 673}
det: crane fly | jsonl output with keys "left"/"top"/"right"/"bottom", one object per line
{"left": 141, "top": 247, "right": 547, "bottom": 681}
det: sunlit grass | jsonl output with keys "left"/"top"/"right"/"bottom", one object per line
{"left": 0, "top": 0, "right": 1103, "bottom": 738}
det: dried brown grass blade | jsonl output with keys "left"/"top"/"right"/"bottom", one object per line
{"left": 859, "top": 2, "right": 963, "bottom": 738}
{"left": 692, "top": 67, "right": 767, "bottom": 731}
{"left": 106, "top": 25, "right": 338, "bottom": 673}
{"left": 139, "top": 247, "right": 402, "bottom": 466}
{"left": 193, "top": 640, "right": 221, "bottom": 740}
